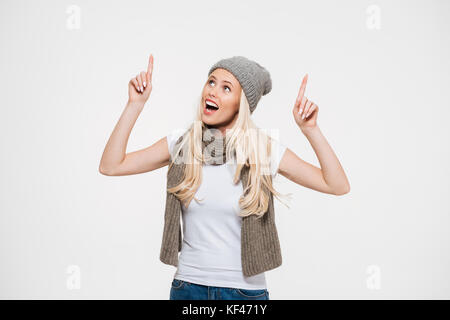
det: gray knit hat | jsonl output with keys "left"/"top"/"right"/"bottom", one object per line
{"left": 208, "top": 56, "right": 272, "bottom": 114}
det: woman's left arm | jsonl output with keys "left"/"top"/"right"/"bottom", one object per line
{"left": 277, "top": 74, "right": 350, "bottom": 196}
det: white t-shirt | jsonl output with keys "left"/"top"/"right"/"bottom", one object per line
{"left": 166, "top": 128, "right": 287, "bottom": 290}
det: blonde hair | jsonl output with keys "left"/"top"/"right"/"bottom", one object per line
{"left": 168, "top": 88, "right": 292, "bottom": 218}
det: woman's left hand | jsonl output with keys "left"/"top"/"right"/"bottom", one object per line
{"left": 292, "top": 74, "right": 319, "bottom": 131}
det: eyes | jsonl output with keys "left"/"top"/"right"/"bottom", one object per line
{"left": 208, "top": 79, "right": 231, "bottom": 93}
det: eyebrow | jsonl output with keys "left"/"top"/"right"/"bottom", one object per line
{"left": 209, "top": 75, "right": 234, "bottom": 88}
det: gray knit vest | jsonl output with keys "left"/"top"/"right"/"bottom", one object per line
{"left": 159, "top": 125, "right": 282, "bottom": 277}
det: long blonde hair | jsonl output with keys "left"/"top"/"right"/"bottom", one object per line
{"left": 168, "top": 88, "right": 292, "bottom": 218}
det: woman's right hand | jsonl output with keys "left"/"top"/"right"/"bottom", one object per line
{"left": 128, "top": 54, "right": 154, "bottom": 105}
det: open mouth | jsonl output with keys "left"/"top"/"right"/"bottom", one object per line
{"left": 204, "top": 100, "right": 219, "bottom": 114}
{"left": 205, "top": 101, "right": 219, "bottom": 110}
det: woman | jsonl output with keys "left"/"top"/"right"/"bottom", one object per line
{"left": 99, "top": 54, "right": 350, "bottom": 300}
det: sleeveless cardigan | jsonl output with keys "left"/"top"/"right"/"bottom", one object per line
{"left": 159, "top": 127, "right": 282, "bottom": 277}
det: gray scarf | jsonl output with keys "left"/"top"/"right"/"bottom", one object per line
{"left": 159, "top": 125, "right": 282, "bottom": 277}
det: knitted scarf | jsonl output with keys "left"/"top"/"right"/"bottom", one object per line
{"left": 159, "top": 125, "right": 282, "bottom": 277}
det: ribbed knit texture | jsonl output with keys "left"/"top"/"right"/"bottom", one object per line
{"left": 208, "top": 56, "right": 272, "bottom": 114}
{"left": 159, "top": 125, "right": 282, "bottom": 277}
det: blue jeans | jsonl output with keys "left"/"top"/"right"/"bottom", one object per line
{"left": 170, "top": 279, "right": 270, "bottom": 300}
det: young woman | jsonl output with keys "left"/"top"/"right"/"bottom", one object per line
{"left": 99, "top": 54, "right": 350, "bottom": 300}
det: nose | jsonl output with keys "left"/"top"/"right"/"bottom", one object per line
{"left": 208, "top": 86, "right": 219, "bottom": 98}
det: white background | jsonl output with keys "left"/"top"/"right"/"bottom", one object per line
{"left": 0, "top": 0, "right": 449, "bottom": 299}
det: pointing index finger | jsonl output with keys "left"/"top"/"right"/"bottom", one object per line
{"left": 147, "top": 54, "right": 154, "bottom": 82}
{"left": 296, "top": 74, "right": 308, "bottom": 103}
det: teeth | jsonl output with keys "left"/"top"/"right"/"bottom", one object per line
{"left": 206, "top": 100, "right": 218, "bottom": 108}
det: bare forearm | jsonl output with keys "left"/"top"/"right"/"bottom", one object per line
{"left": 99, "top": 101, "right": 144, "bottom": 173}
{"left": 302, "top": 126, "right": 350, "bottom": 194}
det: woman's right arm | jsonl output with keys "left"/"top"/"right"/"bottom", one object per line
{"left": 99, "top": 54, "right": 170, "bottom": 176}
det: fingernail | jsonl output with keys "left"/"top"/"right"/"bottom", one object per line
{"left": 302, "top": 114, "right": 305, "bottom": 119}
{"left": 140, "top": 86, "right": 143, "bottom": 92}
{"left": 299, "top": 108, "right": 303, "bottom": 114}
{"left": 143, "top": 81, "right": 146, "bottom": 87}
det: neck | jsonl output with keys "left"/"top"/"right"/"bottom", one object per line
{"left": 204, "top": 113, "right": 238, "bottom": 137}
{"left": 201, "top": 124, "right": 227, "bottom": 165}
{"left": 204, "top": 123, "right": 225, "bottom": 137}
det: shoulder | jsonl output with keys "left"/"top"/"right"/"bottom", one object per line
{"left": 167, "top": 127, "right": 188, "bottom": 145}
{"left": 268, "top": 135, "right": 288, "bottom": 178}
{"left": 166, "top": 127, "right": 189, "bottom": 159}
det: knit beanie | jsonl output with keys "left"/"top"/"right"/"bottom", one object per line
{"left": 207, "top": 56, "right": 272, "bottom": 114}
